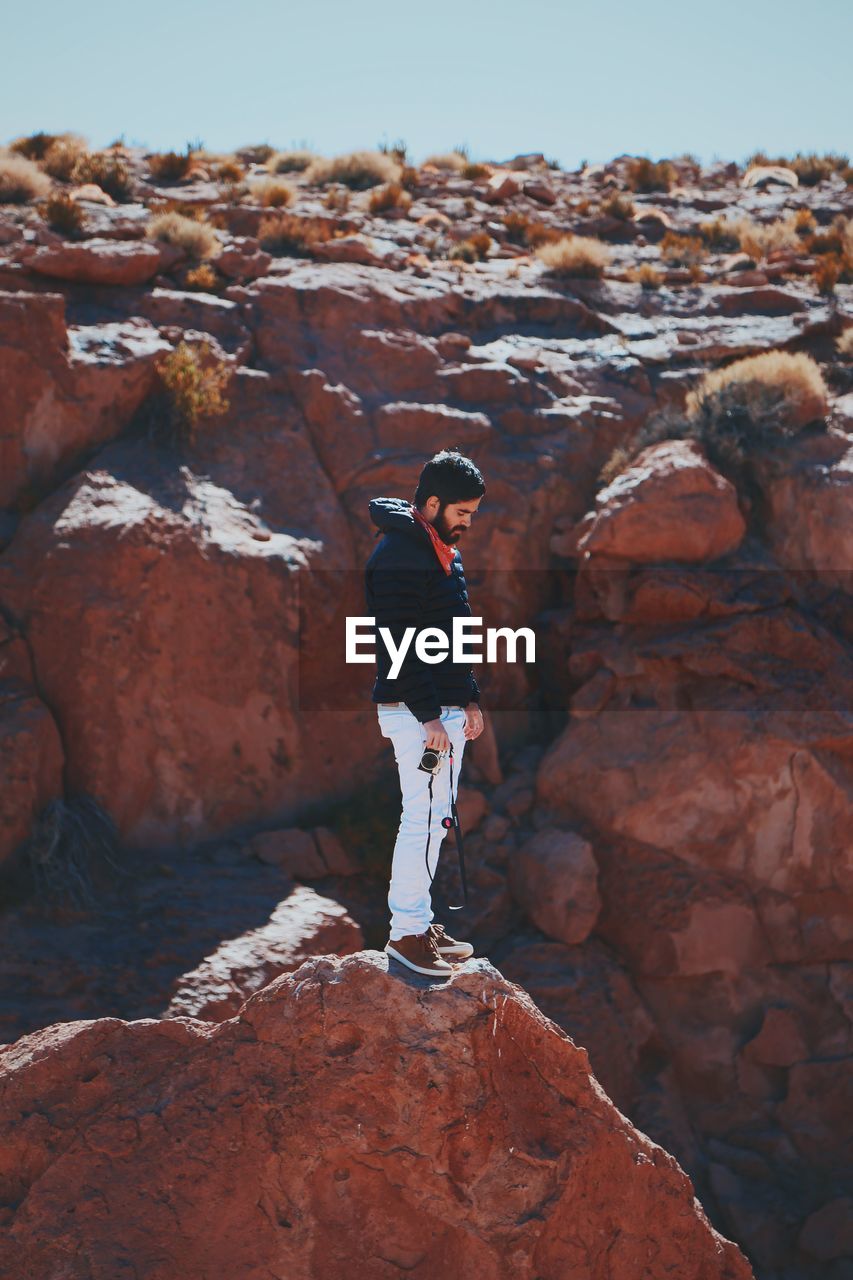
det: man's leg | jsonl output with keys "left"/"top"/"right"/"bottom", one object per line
{"left": 378, "top": 705, "right": 467, "bottom": 941}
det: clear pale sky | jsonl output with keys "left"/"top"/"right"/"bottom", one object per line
{"left": 3, "top": 0, "right": 850, "bottom": 169}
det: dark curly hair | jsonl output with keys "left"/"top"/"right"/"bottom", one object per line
{"left": 413, "top": 448, "right": 486, "bottom": 510}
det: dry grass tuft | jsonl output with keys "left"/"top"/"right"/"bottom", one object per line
{"left": 0, "top": 150, "right": 52, "bottom": 202}
{"left": 598, "top": 350, "right": 829, "bottom": 496}
{"left": 625, "top": 157, "right": 676, "bottom": 193}
{"left": 536, "top": 233, "right": 611, "bottom": 278}
{"left": 423, "top": 151, "right": 468, "bottom": 173}
{"left": 258, "top": 212, "right": 334, "bottom": 256}
{"left": 267, "top": 149, "right": 316, "bottom": 173}
{"left": 305, "top": 150, "right": 401, "bottom": 189}
{"left": 70, "top": 150, "right": 133, "bottom": 201}
{"left": 41, "top": 134, "right": 89, "bottom": 180}
{"left": 448, "top": 231, "right": 492, "bottom": 262}
{"left": 628, "top": 262, "right": 664, "bottom": 289}
{"left": 144, "top": 210, "right": 222, "bottom": 260}
{"left": 248, "top": 178, "right": 295, "bottom": 208}
{"left": 155, "top": 340, "right": 231, "bottom": 445}
{"left": 659, "top": 231, "right": 708, "bottom": 267}
{"left": 368, "top": 182, "right": 412, "bottom": 214}
{"left": 37, "top": 191, "right": 86, "bottom": 237}
{"left": 728, "top": 212, "right": 801, "bottom": 260}
{"left": 148, "top": 147, "right": 198, "bottom": 182}
{"left": 686, "top": 351, "right": 828, "bottom": 431}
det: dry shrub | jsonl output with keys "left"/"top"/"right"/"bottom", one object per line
{"left": 156, "top": 340, "right": 230, "bottom": 445}
{"left": 601, "top": 192, "right": 635, "bottom": 221}
{"left": 214, "top": 160, "right": 245, "bottom": 183}
{"left": 9, "top": 131, "right": 64, "bottom": 161}
{"left": 41, "top": 135, "right": 88, "bottom": 180}
{"left": 423, "top": 151, "right": 468, "bottom": 173}
{"left": 628, "top": 262, "right": 663, "bottom": 289}
{"left": 0, "top": 150, "right": 51, "bottom": 202}
{"left": 145, "top": 210, "right": 221, "bottom": 260}
{"left": 258, "top": 212, "right": 334, "bottom": 256}
{"left": 71, "top": 151, "right": 132, "bottom": 201}
{"left": 536, "top": 233, "right": 611, "bottom": 278}
{"left": 729, "top": 212, "right": 800, "bottom": 260}
{"left": 147, "top": 147, "right": 199, "bottom": 181}
{"left": 184, "top": 262, "right": 219, "bottom": 290}
{"left": 237, "top": 143, "right": 275, "bottom": 165}
{"left": 659, "top": 231, "right": 708, "bottom": 267}
{"left": 305, "top": 149, "right": 401, "bottom": 189}
{"left": 37, "top": 191, "right": 85, "bottom": 237}
{"left": 502, "top": 211, "right": 562, "bottom": 248}
{"left": 399, "top": 165, "right": 420, "bottom": 191}
{"left": 463, "top": 163, "right": 490, "bottom": 180}
{"left": 267, "top": 149, "right": 315, "bottom": 173}
{"left": 625, "top": 157, "right": 676, "bottom": 193}
{"left": 814, "top": 256, "right": 842, "bottom": 294}
{"left": 598, "top": 350, "right": 829, "bottom": 496}
{"left": 248, "top": 178, "right": 295, "bottom": 208}
{"left": 448, "top": 231, "right": 492, "bottom": 262}
{"left": 687, "top": 351, "right": 828, "bottom": 431}
{"left": 747, "top": 150, "right": 850, "bottom": 187}
{"left": 697, "top": 217, "right": 741, "bottom": 251}
{"left": 368, "top": 182, "right": 412, "bottom": 214}
{"left": 324, "top": 186, "right": 350, "bottom": 212}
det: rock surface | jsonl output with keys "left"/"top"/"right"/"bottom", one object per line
{"left": 0, "top": 951, "right": 753, "bottom": 1280}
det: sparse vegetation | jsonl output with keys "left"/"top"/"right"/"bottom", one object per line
{"left": 628, "top": 262, "right": 664, "bottom": 289}
{"left": 237, "top": 143, "right": 276, "bottom": 165}
{"left": 463, "top": 163, "right": 490, "bottom": 180}
{"left": 448, "top": 231, "right": 492, "bottom": 262}
{"left": 70, "top": 150, "right": 133, "bottom": 201}
{"left": 22, "top": 793, "right": 123, "bottom": 910}
{"left": 598, "top": 350, "right": 829, "bottom": 494}
{"left": 248, "top": 178, "right": 295, "bottom": 208}
{"left": 258, "top": 211, "right": 335, "bottom": 256}
{"left": 144, "top": 210, "right": 222, "bottom": 260}
{"left": 368, "top": 182, "right": 412, "bottom": 214}
{"left": 659, "top": 231, "right": 708, "bottom": 268}
{"left": 184, "top": 262, "right": 220, "bottom": 291}
{"left": 214, "top": 159, "right": 245, "bottom": 184}
{"left": 0, "top": 150, "right": 52, "bottom": 202}
{"left": 37, "top": 191, "right": 85, "bottom": 237}
{"left": 423, "top": 151, "right": 468, "bottom": 173}
{"left": 41, "top": 134, "right": 89, "bottom": 180}
{"left": 697, "top": 217, "right": 741, "bottom": 251}
{"left": 267, "top": 148, "right": 316, "bottom": 173}
{"left": 729, "top": 212, "right": 801, "bottom": 260}
{"left": 155, "top": 340, "right": 231, "bottom": 445}
{"left": 148, "top": 145, "right": 198, "bottom": 182}
{"left": 536, "top": 233, "right": 611, "bottom": 278}
{"left": 323, "top": 186, "right": 350, "bottom": 213}
{"left": 9, "top": 131, "right": 65, "bottom": 161}
{"left": 625, "top": 156, "right": 676, "bottom": 193}
{"left": 305, "top": 149, "right": 401, "bottom": 189}
{"left": 745, "top": 150, "right": 850, "bottom": 186}
{"left": 601, "top": 192, "right": 635, "bottom": 221}
{"left": 501, "top": 211, "right": 561, "bottom": 248}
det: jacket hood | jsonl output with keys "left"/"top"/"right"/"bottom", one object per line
{"left": 368, "top": 497, "right": 430, "bottom": 544}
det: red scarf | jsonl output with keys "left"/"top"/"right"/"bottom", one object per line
{"left": 411, "top": 505, "right": 456, "bottom": 576}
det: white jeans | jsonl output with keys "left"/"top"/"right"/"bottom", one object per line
{"left": 377, "top": 703, "right": 468, "bottom": 940}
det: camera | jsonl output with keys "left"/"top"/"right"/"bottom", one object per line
{"left": 418, "top": 747, "right": 448, "bottom": 776}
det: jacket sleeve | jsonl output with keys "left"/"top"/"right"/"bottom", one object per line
{"left": 369, "top": 563, "right": 443, "bottom": 724}
{"left": 468, "top": 674, "right": 481, "bottom": 706}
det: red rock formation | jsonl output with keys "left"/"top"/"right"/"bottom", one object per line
{"left": 0, "top": 952, "right": 753, "bottom": 1280}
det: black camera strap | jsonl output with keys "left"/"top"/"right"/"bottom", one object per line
{"left": 423, "top": 743, "right": 468, "bottom": 910}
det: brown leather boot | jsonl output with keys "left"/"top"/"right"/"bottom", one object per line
{"left": 385, "top": 931, "right": 453, "bottom": 978}
{"left": 428, "top": 921, "right": 474, "bottom": 960}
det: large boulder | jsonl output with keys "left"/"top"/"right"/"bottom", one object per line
{"left": 0, "top": 952, "right": 753, "bottom": 1280}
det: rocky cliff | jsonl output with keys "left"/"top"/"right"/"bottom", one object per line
{"left": 0, "top": 141, "right": 851, "bottom": 1278}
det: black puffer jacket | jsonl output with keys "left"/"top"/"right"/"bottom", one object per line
{"left": 365, "top": 497, "right": 481, "bottom": 723}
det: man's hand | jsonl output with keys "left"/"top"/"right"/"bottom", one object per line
{"left": 463, "top": 704, "right": 484, "bottom": 741}
{"left": 422, "top": 718, "right": 450, "bottom": 751}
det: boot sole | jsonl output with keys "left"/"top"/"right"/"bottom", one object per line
{"left": 436, "top": 945, "right": 474, "bottom": 959}
{"left": 385, "top": 944, "right": 453, "bottom": 977}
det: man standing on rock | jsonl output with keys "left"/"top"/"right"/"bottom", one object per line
{"left": 365, "top": 449, "right": 486, "bottom": 979}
